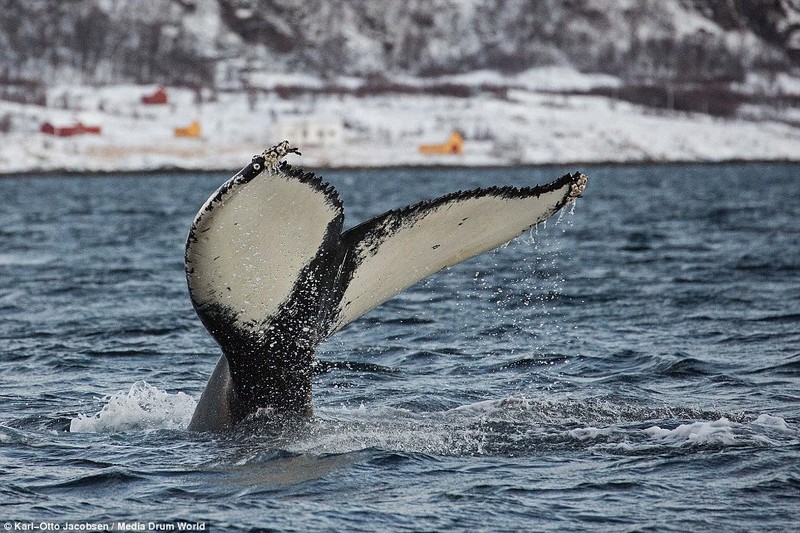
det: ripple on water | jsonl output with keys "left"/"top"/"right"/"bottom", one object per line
{"left": 1, "top": 165, "right": 799, "bottom": 531}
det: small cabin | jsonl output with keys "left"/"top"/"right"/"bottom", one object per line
{"left": 142, "top": 86, "right": 168, "bottom": 105}
{"left": 40, "top": 121, "right": 101, "bottom": 137}
{"left": 276, "top": 118, "right": 343, "bottom": 148}
{"left": 419, "top": 131, "right": 464, "bottom": 155}
{"left": 174, "top": 120, "right": 201, "bottom": 138}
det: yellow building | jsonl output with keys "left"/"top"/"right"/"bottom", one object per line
{"left": 174, "top": 120, "right": 201, "bottom": 138}
{"left": 419, "top": 131, "right": 464, "bottom": 155}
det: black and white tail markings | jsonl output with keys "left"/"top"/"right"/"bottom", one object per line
{"left": 185, "top": 141, "right": 587, "bottom": 431}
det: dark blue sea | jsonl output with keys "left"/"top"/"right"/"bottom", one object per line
{"left": 1, "top": 163, "right": 798, "bottom": 532}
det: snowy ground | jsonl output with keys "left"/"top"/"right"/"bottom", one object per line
{"left": 1, "top": 71, "right": 799, "bottom": 173}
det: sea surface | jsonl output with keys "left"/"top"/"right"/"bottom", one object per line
{"left": 0, "top": 163, "right": 798, "bottom": 532}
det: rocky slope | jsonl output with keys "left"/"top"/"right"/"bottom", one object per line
{"left": 2, "top": 0, "right": 798, "bottom": 89}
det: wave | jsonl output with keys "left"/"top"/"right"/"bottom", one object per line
{"left": 67, "top": 383, "right": 795, "bottom": 458}
{"left": 284, "top": 397, "right": 796, "bottom": 457}
{"left": 0, "top": 252, "right": 55, "bottom": 266}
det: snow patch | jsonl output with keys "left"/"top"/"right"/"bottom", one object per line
{"left": 513, "top": 67, "right": 621, "bottom": 92}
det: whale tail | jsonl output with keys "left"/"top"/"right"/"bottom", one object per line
{"left": 185, "top": 141, "right": 586, "bottom": 430}
{"left": 323, "top": 172, "right": 586, "bottom": 337}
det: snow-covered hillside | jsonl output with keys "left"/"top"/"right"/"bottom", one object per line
{"left": 2, "top": 68, "right": 799, "bottom": 173}
{"left": 1, "top": 0, "right": 799, "bottom": 172}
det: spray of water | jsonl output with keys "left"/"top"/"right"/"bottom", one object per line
{"left": 69, "top": 381, "right": 196, "bottom": 433}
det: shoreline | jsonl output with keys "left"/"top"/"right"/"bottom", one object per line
{"left": 2, "top": 157, "right": 798, "bottom": 179}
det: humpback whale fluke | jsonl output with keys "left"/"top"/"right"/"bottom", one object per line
{"left": 186, "top": 141, "right": 587, "bottom": 431}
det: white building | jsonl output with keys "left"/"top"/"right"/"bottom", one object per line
{"left": 275, "top": 117, "right": 343, "bottom": 147}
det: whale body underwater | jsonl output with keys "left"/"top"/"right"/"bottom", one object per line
{"left": 184, "top": 141, "right": 587, "bottom": 431}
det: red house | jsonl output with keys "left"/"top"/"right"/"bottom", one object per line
{"left": 40, "top": 121, "right": 102, "bottom": 137}
{"left": 142, "top": 86, "right": 168, "bottom": 105}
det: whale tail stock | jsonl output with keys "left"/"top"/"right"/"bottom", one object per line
{"left": 185, "top": 141, "right": 587, "bottom": 431}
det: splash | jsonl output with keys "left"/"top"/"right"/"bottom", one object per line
{"left": 67, "top": 385, "right": 794, "bottom": 456}
{"left": 69, "top": 381, "right": 197, "bottom": 433}
{"left": 294, "top": 397, "right": 794, "bottom": 456}
{"left": 753, "top": 413, "right": 791, "bottom": 431}
{"left": 286, "top": 404, "right": 491, "bottom": 456}
{"left": 644, "top": 418, "right": 736, "bottom": 445}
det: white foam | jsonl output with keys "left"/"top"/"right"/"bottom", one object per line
{"left": 0, "top": 253, "right": 54, "bottom": 266}
{"left": 569, "top": 427, "right": 613, "bottom": 441}
{"left": 294, "top": 406, "right": 489, "bottom": 456}
{"left": 69, "top": 381, "right": 197, "bottom": 433}
{"left": 448, "top": 397, "right": 537, "bottom": 415}
{"left": 645, "top": 418, "right": 735, "bottom": 445}
{"left": 753, "top": 414, "right": 791, "bottom": 431}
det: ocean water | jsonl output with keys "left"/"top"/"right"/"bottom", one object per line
{"left": 0, "top": 163, "right": 798, "bottom": 532}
